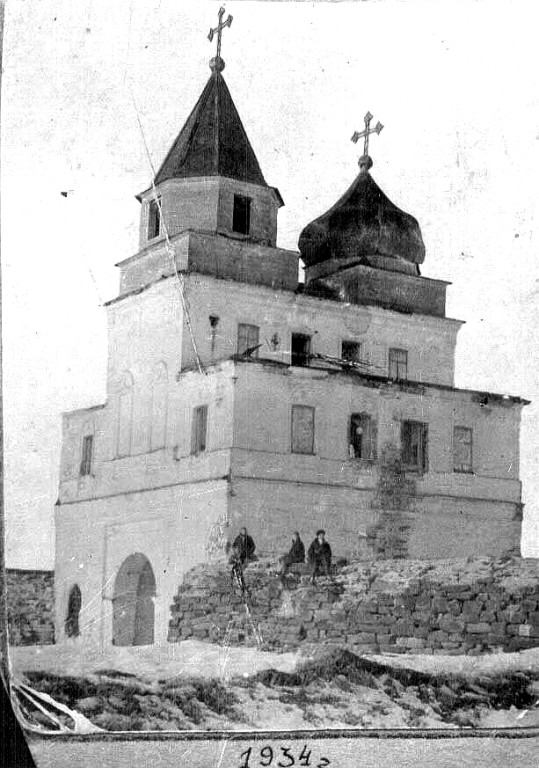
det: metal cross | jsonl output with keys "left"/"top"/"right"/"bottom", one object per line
{"left": 208, "top": 6, "right": 233, "bottom": 60}
{"left": 351, "top": 112, "right": 384, "bottom": 157}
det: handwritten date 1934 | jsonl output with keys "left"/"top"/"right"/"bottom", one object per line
{"left": 239, "top": 745, "right": 330, "bottom": 768}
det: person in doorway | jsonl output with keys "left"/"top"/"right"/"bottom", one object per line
{"left": 308, "top": 529, "right": 332, "bottom": 583}
{"left": 232, "top": 527, "right": 256, "bottom": 565}
{"left": 279, "top": 531, "right": 305, "bottom": 580}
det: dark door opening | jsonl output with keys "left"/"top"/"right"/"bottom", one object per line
{"left": 112, "top": 553, "right": 156, "bottom": 646}
{"left": 291, "top": 333, "right": 311, "bottom": 367}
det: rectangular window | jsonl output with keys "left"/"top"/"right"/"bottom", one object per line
{"left": 80, "top": 435, "right": 94, "bottom": 476}
{"left": 237, "top": 323, "right": 260, "bottom": 357}
{"left": 341, "top": 340, "right": 362, "bottom": 363}
{"left": 191, "top": 405, "right": 208, "bottom": 455}
{"left": 148, "top": 198, "right": 161, "bottom": 239}
{"left": 401, "top": 420, "right": 429, "bottom": 472}
{"left": 291, "top": 405, "right": 315, "bottom": 455}
{"left": 453, "top": 426, "right": 473, "bottom": 473}
{"left": 291, "top": 333, "right": 311, "bottom": 367}
{"left": 389, "top": 348, "right": 408, "bottom": 380}
{"left": 233, "top": 195, "right": 251, "bottom": 235}
{"left": 349, "top": 413, "right": 376, "bottom": 460}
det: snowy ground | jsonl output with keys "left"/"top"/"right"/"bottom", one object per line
{"left": 9, "top": 640, "right": 301, "bottom": 682}
{"left": 10, "top": 641, "right": 539, "bottom": 732}
{"left": 11, "top": 641, "right": 539, "bottom": 682}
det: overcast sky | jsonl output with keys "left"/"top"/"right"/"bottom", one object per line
{"left": 2, "top": 0, "right": 538, "bottom": 569}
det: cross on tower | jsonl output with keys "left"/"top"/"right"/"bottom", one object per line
{"left": 208, "top": 6, "right": 233, "bottom": 60}
{"left": 351, "top": 112, "right": 384, "bottom": 158}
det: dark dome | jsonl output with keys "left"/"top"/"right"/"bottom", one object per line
{"left": 298, "top": 163, "right": 425, "bottom": 273}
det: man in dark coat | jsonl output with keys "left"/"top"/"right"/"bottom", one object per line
{"left": 279, "top": 531, "right": 305, "bottom": 579}
{"left": 232, "top": 527, "right": 256, "bottom": 565}
{"left": 308, "top": 529, "right": 332, "bottom": 583}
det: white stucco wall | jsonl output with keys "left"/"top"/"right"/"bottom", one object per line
{"left": 179, "top": 274, "right": 462, "bottom": 387}
{"left": 54, "top": 479, "right": 227, "bottom": 647}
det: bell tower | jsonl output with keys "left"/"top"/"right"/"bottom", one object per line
{"left": 120, "top": 9, "right": 295, "bottom": 296}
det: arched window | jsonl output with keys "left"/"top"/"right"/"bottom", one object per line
{"left": 150, "top": 362, "right": 168, "bottom": 450}
{"left": 65, "top": 584, "right": 82, "bottom": 638}
{"left": 117, "top": 371, "right": 134, "bottom": 457}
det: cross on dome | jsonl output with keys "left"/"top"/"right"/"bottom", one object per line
{"left": 351, "top": 112, "right": 384, "bottom": 172}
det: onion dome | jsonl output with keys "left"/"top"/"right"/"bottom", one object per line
{"left": 298, "top": 155, "right": 425, "bottom": 276}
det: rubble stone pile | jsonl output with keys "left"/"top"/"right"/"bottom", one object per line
{"left": 168, "top": 556, "right": 539, "bottom": 655}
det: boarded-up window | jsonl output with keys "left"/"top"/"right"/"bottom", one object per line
{"left": 342, "top": 340, "right": 361, "bottom": 363}
{"left": 80, "top": 435, "right": 94, "bottom": 476}
{"left": 401, "top": 420, "right": 428, "bottom": 472}
{"left": 389, "top": 348, "right": 408, "bottom": 380}
{"left": 237, "top": 323, "right": 260, "bottom": 357}
{"left": 291, "top": 333, "right": 311, "bottom": 367}
{"left": 349, "top": 413, "right": 377, "bottom": 460}
{"left": 233, "top": 195, "right": 251, "bottom": 235}
{"left": 148, "top": 198, "right": 161, "bottom": 239}
{"left": 453, "top": 426, "right": 473, "bottom": 473}
{"left": 291, "top": 405, "right": 315, "bottom": 455}
{"left": 192, "top": 405, "right": 208, "bottom": 455}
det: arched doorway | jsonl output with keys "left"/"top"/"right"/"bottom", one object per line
{"left": 112, "top": 553, "right": 156, "bottom": 646}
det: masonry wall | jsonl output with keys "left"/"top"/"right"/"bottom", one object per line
{"left": 7, "top": 569, "right": 55, "bottom": 646}
{"left": 168, "top": 556, "right": 539, "bottom": 655}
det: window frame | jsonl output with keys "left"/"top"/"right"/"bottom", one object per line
{"left": 291, "top": 333, "right": 312, "bottom": 367}
{"left": 341, "top": 340, "right": 362, "bottom": 364}
{"left": 401, "top": 419, "right": 429, "bottom": 473}
{"left": 79, "top": 434, "right": 94, "bottom": 477}
{"left": 291, "top": 404, "right": 315, "bottom": 455}
{"left": 148, "top": 197, "right": 161, "bottom": 240}
{"left": 349, "top": 413, "right": 376, "bottom": 461}
{"left": 237, "top": 323, "right": 260, "bottom": 357}
{"left": 232, "top": 194, "right": 251, "bottom": 235}
{"left": 191, "top": 405, "right": 208, "bottom": 455}
{"left": 453, "top": 425, "right": 473, "bottom": 474}
{"left": 389, "top": 347, "right": 408, "bottom": 380}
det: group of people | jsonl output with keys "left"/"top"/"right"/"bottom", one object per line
{"left": 228, "top": 526, "right": 332, "bottom": 588}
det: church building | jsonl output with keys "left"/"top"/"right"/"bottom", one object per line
{"left": 54, "top": 17, "right": 528, "bottom": 647}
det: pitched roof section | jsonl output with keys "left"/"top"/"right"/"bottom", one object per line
{"left": 154, "top": 69, "right": 267, "bottom": 187}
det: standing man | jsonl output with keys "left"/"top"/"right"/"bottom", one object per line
{"left": 232, "top": 527, "right": 256, "bottom": 565}
{"left": 279, "top": 531, "right": 306, "bottom": 580}
{"left": 308, "top": 529, "right": 332, "bottom": 584}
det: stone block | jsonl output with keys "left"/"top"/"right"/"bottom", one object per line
{"left": 432, "top": 596, "right": 448, "bottom": 612}
{"left": 447, "top": 600, "right": 461, "bottom": 616}
{"left": 466, "top": 622, "right": 490, "bottom": 634}
{"left": 479, "top": 611, "right": 496, "bottom": 623}
{"left": 395, "top": 620, "right": 415, "bottom": 635}
{"left": 346, "top": 632, "right": 376, "bottom": 643}
{"left": 396, "top": 636, "right": 425, "bottom": 649}
{"left": 394, "top": 594, "right": 416, "bottom": 609}
{"left": 439, "top": 616, "right": 466, "bottom": 633}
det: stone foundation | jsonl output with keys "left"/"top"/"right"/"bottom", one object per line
{"left": 168, "top": 556, "right": 539, "bottom": 655}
